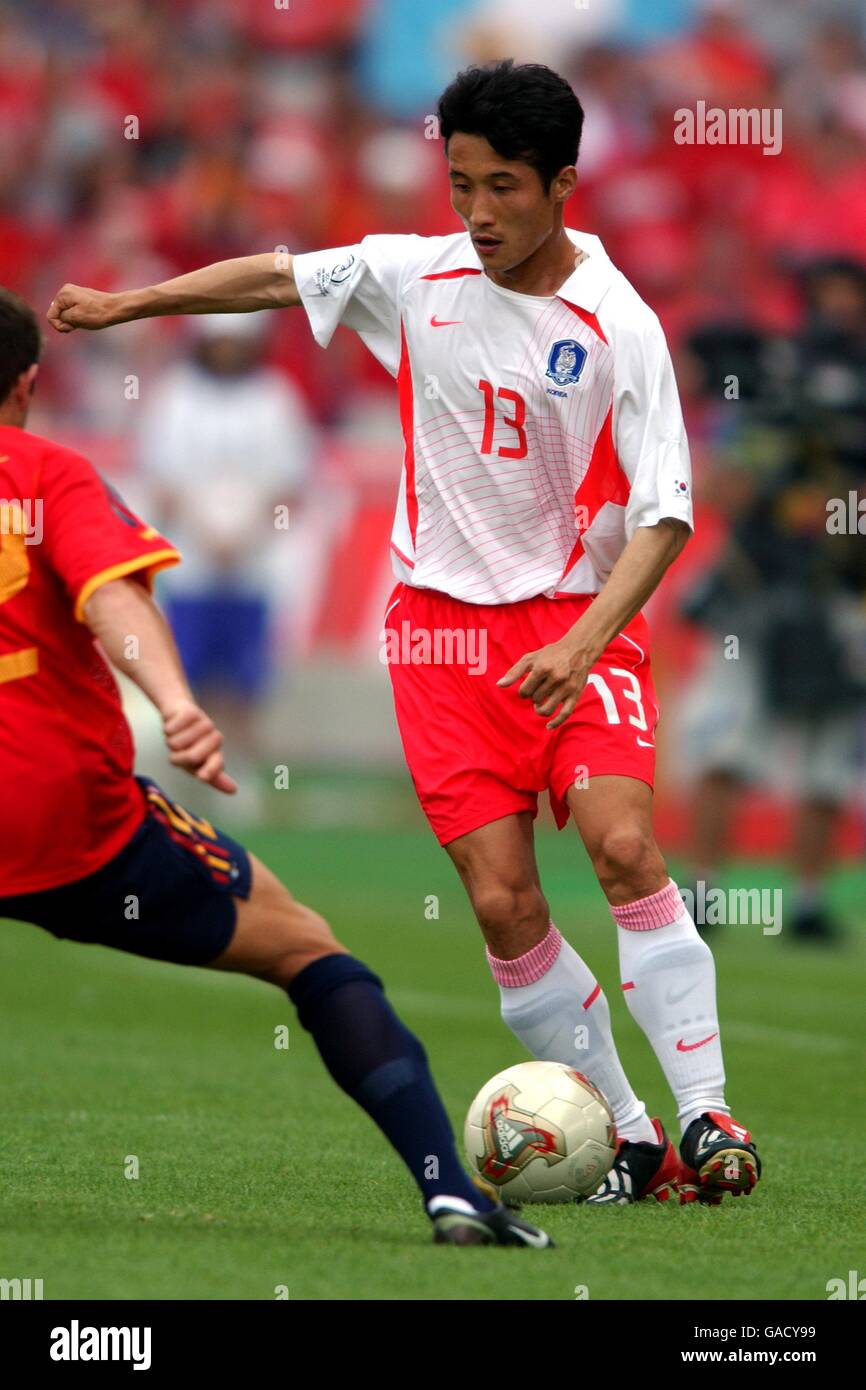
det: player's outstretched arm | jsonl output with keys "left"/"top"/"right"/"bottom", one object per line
{"left": 47, "top": 251, "right": 300, "bottom": 333}
{"left": 83, "top": 576, "right": 237, "bottom": 793}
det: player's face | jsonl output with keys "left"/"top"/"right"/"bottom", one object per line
{"left": 446, "top": 133, "right": 571, "bottom": 274}
{"left": 195, "top": 336, "right": 259, "bottom": 377}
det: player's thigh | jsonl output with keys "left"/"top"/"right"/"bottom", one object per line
{"left": 0, "top": 790, "right": 344, "bottom": 986}
{"left": 210, "top": 852, "right": 348, "bottom": 986}
{"left": 445, "top": 811, "right": 549, "bottom": 951}
{"left": 566, "top": 775, "right": 667, "bottom": 901}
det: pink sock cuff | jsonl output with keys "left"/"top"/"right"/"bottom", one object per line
{"left": 610, "top": 879, "right": 684, "bottom": 931}
{"left": 487, "top": 923, "right": 563, "bottom": 987}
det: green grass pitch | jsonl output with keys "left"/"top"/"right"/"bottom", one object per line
{"left": 1, "top": 824, "right": 863, "bottom": 1301}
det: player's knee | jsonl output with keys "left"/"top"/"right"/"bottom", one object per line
{"left": 471, "top": 882, "right": 549, "bottom": 957}
{"left": 592, "top": 824, "right": 661, "bottom": 895}
{"left": 293, "top": 901, "right": 341, "bottom": 952}
{"left": 268, "top": 900, "right": 346, "bottom": 989}
{"left": 255, "top": 904, "right": 348, "bottom": 988}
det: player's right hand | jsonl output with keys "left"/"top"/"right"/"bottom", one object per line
{"left": 162, "top": 700, "right": 238, "bottom": 795}
{"left": 47, "top": 284, "right": 121, "bottom": 333}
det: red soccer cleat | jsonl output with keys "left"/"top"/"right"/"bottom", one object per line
{"left": 679, "top": 1111, "right": 762, "bottom": 1205}
{"left": 585, "top": 1117, "right": 680, "bottom": 1205}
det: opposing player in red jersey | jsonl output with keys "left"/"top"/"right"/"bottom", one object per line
{"left": 0, "top": 287, "right": 550, "bottom": 1248}
{"left": 47, "top": 61, "right": 762, "bottom": 1205}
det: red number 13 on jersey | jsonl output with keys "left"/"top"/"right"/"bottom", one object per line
{"left": 478, "top": 379, "right": 528, "bottom": 460}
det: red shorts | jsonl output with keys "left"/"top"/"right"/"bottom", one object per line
{"left": 384, "top": 583, "right": 659, "bottom": 846}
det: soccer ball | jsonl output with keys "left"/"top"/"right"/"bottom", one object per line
{"left": 464, "top": 1061, "right": 617, "bottom": 1203}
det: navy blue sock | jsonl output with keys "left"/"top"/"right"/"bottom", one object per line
{"left": 288, "top": 954, "right": 493, "bottom": 1213}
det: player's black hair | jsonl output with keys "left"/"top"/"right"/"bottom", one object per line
{"left": 0, "top": 287, "right": 41, "bottom": 404}
{"left": 437, "top": 60, "right": 584, "bottom": 191}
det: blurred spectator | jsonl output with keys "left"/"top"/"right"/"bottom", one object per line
{"left": 679, "top": 258, "right": 866, "bottom": 941}
{"left": 456, "top": 0, "right": 625, "bottom": 70}
{"left": 136, "top": 312, "right": 312, "bottom": 819}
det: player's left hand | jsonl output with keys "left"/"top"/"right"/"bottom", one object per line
{"left": 497, "top": 639, "right": 593, "bottom": 730}
{"left": 162, "top": 701, "right": 238, "bottom": 794}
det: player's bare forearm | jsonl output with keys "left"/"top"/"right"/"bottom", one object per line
{"left": 83, "top": 577, "right": 237, "bottom": 792}
{"left": 83, "top": 576, "right": 191, "bottom": 713}
{"left": 47, "top": 252, "right": 300, "bottom": 333}
{"left": 564, "top": 519, "right": 691, "bottom": 661}
{"left": 498, "top": 519, "right": 690, "bottom": 728}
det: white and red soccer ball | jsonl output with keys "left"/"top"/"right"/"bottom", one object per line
{"left": 465, "top": 1060, "right": 617, "bottom": 1204}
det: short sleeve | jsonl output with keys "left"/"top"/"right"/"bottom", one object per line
{"left": 613, "top": 316, "right": 694, "bottom": 538}
{"left": 292, "top": 234, "right": 431, "bottom": 377}
{"left": 40, "top": 446, "right": 181, "bottom": 621}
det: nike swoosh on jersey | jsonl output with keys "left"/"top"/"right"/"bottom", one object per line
{"left": 676, "top": 1032, "right": 719, "bottom": 1052}
{"left": 636, "top": 737, "right": 654, "bottom": 747}
{"left": 429, "top": 315, "right": 463, "bottom": 327}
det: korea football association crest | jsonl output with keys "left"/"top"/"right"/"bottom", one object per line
{"left": 545, "top": 337, "right": 587, "bottom": 388}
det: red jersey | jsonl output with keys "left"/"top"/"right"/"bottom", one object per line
{"left": 0, "top": 425, "right": 180, "bottom": 894}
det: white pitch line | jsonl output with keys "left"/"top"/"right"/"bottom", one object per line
{"left": 713, "top": 1021, "right": 853, "bottom": 1056}
{"left": 393, "top": 990, "right": 856, "bottom": 1054}
{"left": 389, "top": 988, "right": 484, "bottom": 1021}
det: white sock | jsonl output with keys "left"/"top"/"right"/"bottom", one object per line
{"left": 612, "top": 879, "right": 729, "bottom": 1135}
{"left": 487, "top": 922, "right": 656, "bottom": 1143}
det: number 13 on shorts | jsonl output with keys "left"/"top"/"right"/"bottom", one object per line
{"left": 586, "top": 667, "right": 651, "bottom": 734}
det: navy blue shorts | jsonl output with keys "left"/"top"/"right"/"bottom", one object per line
{"left": 167, "top": 593, "right": 271, "bottom": 698}
{"left": 0, "top": 778, "right": 252, "bottom": 966}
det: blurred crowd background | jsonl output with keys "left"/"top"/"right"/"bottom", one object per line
{"left": 3, "top": 0, "right": 866, "bottom": 923}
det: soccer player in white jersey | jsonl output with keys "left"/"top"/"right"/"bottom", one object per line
{"left": 49, "top": 60, "right": 761, "bottom": 1206}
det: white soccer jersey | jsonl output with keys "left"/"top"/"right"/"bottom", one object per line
{"left": 293, "top": 228, "right": 693, "bottom": 605}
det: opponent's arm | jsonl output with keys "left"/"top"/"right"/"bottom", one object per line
{"left": 83, "top": 576, "right": 237, "bottom": 793}
{"left": 498, "top": 519, "right": 690, "bottom": 728}
{"left": 47, "top": 251, "right": 300, "bottom": 333}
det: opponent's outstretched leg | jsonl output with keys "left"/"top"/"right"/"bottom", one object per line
{"left": 211, "top": 851, "right": 551, "bottom": 1245}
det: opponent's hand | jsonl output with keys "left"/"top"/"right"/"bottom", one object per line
{"left": 47, "top": 284, "right": 122, "bottom": 334}
{"left": 162, "top": 701, "right": 238, "bottom": 794}
{"left": 497, "top": 638, "right": 593, "bottom": 730}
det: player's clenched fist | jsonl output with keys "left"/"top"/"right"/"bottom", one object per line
{"left": 47, "top": 284, "right": 121, "bottom": 333}
{"left": 162, "top": 700, "right": 238, "bottom": 795}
